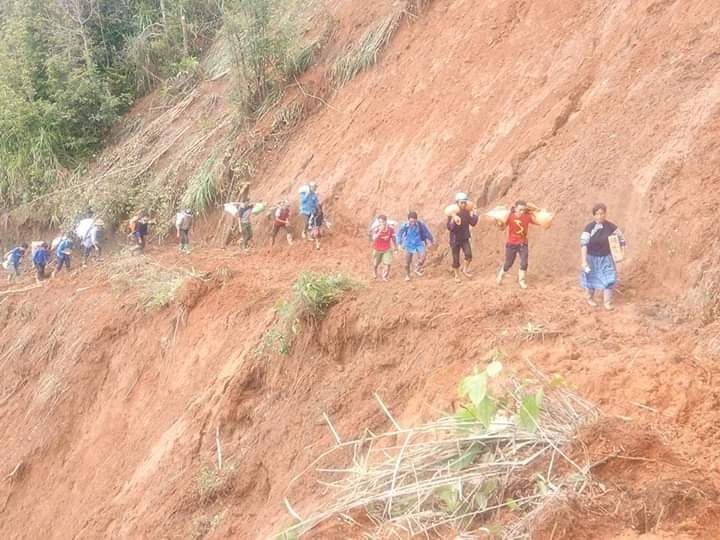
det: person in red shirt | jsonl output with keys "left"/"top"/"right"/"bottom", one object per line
{"left": 271, "top": 200, "right": 293, "bottom": 246}
{"left": 370, "top": 214, "right": 398, "bottom": 281}
{"left": 496, "top": 200, "right": 539, "bottom": 289}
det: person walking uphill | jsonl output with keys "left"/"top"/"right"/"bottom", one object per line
{"left": 371, "top": 214, "right": 398, "bottom": 281}
{"left": 52, "top": 235, "right": 73, "bottom": 277}
{"left": 271, "top": 200, "right": 294, "bottom": 246}
{"left": 175, "top": 209, "right": 194, "bottom": 253}
{"left": 496, "top": 200, "right": 539, "bottom": 289}
{"left": 299, "top": 181, "right": 320, "bottom": 239}
{"left": 237, "top": 201, "right": 256, "bottom": 249}
{"left": 580, "top": 203, "right": 626, "bottom": 310}
{"left": 447, "top": 193, "right": 478, "bottom": 282}
{"left": 81, "top": 219, "right": 104, "bottom": 266}
{"left": 33, "top": 242, "right": 49, "bottom": 283}
{"left": 397, "top": 211, "right": 434, "bottom": 281}
{"left": 3, "top": 243, "right": 27, "bottom": 281}
{"left": 130, "top": 211, "right": 151, "bottom": 253}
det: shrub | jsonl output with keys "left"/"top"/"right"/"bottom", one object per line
{"left": 259, "top": 272, "right": 358, "bottom": 356}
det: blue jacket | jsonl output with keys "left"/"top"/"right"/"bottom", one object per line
{"left": 33, "top": 248, "right": 49, "bottom": 265}
{"left": 396, "top": 221, "right": 434, "bottom": 251}
{"left": 300, "top": 191, "right": 319, "bottom": 216}
{"left": 6, "top": 247, "right": 24, "bottom": 266}
{"left": 56, "top": 239, "right": 73, "bottom": 258}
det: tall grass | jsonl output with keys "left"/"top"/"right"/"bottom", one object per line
{"left": 329, "top": 14, "right": 400, "bottom": 89}
{"left": 181, "top": 153, "right": 220, "bottom": 214}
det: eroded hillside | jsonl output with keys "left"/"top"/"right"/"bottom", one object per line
{"left": 1, "top": 0, "right": 720, "bottom": 538}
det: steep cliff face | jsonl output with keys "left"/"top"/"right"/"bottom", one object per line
{"left": 1, "top": 0, "right": 720, "bottom": 538}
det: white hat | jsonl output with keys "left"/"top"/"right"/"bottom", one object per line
{"left": 455, "top": 192, "right": 469, "bottom": 202}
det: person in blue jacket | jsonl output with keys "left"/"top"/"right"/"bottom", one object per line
{"left": 52, "top": 234, "right": 73, "bottom": 277}
{"left": 396, "top": 211, "right": 434, "bottom": 281}
{"left": 3, "top": 243, "right": 27, "bottom": 281}
{"left": 32, "top": 242, "right": 49, "bottom": 283}
{"left": 299, "top": 181, "right": 320, "bottom": 239}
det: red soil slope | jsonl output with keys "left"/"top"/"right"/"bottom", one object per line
{"left": 2, "top": 0, "right": 720, "bottom": 538}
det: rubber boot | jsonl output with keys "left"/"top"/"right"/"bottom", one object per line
{"left": 518, "top": 270, "right": 527, "bottom": 289}
{"left": 496, "top": 267, "right": 506, "bottom": 284}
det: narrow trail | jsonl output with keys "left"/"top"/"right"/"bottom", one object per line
{"left": 0, "top": 229, "right": 718, "bottom": 539}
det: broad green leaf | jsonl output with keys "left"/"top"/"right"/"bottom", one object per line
{"left": 475, "top": 396, "right": 497, "bottom": 429}
{"left": 518, "top": 391, "right": 543, "bottom": 432}
{"left": 486, "top": 360, "right": 503, "bottom": 378}
{"left": 458, "top": 372, "right": 488, "bottom": 406}
{"left": 455, "top": 405, "right": 478, "bottom": 425}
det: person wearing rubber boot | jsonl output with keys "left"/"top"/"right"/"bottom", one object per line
{"left": 447, "top": 192, "right": 478, "bottom": 283}
{"left": 496, "top": 200, "right": 539, "bottom": 289}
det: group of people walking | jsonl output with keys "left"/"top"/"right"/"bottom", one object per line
{"left": 2, "top": 180, "right": 625, "bottom": 310}
{"left": 368, "top": 192, "right": 626, "bottom": 310}
{"left": 3, "top": 230, "right": 85, "bottom": 284}
{"left": 222, "top": 181, "right": 328, "bottom": 251}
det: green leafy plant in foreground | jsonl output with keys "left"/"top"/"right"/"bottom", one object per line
{"left": 456, "top": 356, "right": 545, "bottom": 432}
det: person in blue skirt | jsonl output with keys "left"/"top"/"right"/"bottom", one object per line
{"left": 580, "top": 203, "right": 626, "bottom": 310}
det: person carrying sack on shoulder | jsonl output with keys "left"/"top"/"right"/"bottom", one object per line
{"left": 447, "top": 192, "right": 478, "bottom": 283}
{"left": 3, "top": 243, "right": 27, "bottom": 281}
{"left": 496, "top": 200, "right": 539, "bottom": 289}
{"left": 299, "top": 181, "right": 320, "bottom": 239}
{"left": 52, "top": 234, "right": 73, "bottom": 277}
{"left": 82, "top": 219, "right": 104, "bottom": 266}
{"left": 175, "top": 209, "right": 194, "bottom": 253}
{"left": 33, "top": 242, "right": 49, "bottom": 283}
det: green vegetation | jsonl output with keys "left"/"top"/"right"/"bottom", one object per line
{"left": 281, "top": 359, "right": 598, "bottom": 537}
{"left": 260, "top": 272, "right": 359, "bottom": 356}
{"left": 0, "top": 0, "right": 223, "bottom": 208}
{"left": 224, "top": 0, "right": 328, "bottom": 117}
{"left": 180, "top": 153, "right": 221, "bottom": 214}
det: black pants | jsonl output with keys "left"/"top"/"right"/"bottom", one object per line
{"left": 451, "top": 239, "right": 472, "bottom": 268}
{"left": 503, "top": 243, "right": 529, "bottom": 271}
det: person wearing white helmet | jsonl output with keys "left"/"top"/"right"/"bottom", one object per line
{"left": 299, "top": 180, "right": 320, "bottom": 239}
{"left": 446, "top": 192, "right": 478, "bottom": 282}
{"left": 175, "top": 208, "right": 194, "bottom": 253}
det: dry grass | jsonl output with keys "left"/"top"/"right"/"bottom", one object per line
{"left": 282, "top": 367, "right": 599, "bottom": 537}
{"left": 197, "top": 465, "right": 236, "bottom": 505}
{"left": 107, "top": 257, "right": 190, "bottom": 312}
{"left": 329, "top": 14, "right": 401, "bottom": 88}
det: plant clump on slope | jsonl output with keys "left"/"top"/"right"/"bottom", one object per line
{"left": 279, "top": 360, "right": 600, "bottom": 538}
